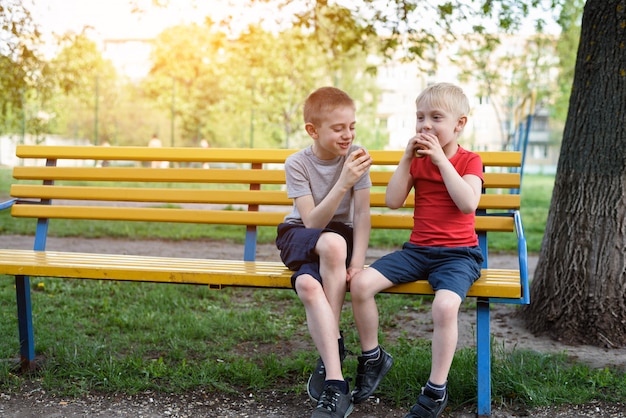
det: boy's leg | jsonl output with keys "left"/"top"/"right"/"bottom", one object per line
{"left": 305, "top": 232, "right": 354, "bottom": 417}
{"left": 296, "top": 274, "right": 353, "bottom": 418}
{"left": 351, "top": 267, "right": 394, "bottom": 351}
{"left": 350, "top": 267, "right": 395, "bottom": 404}
{"left": 403, "top": 290, "right": 462, "bottom": 418}
{"left": 404, "top": 247, "right": 481, "bottom": 418}
{"left": 295, "top": 273, "right": 344, "bottom": 383}
{"left": 316, "top": 232, "right": 349, "bottom": 324}
{"left": 429, "top": 289, "right": 462, "bottom": 385}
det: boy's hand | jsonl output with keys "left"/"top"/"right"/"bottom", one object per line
{"left": 341, "top": 148, "right": 372, "bottom": 187}
{"left": 346, "top": 265, "right": 363, "bottom": 283}
{"left": 410, "top": 133, "right": 445, "bottom": 164}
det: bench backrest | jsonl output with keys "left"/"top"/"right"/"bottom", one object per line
{"left": 10, "top": 145, "right": 522, "bottom": 270}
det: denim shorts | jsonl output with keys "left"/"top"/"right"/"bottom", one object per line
{"left": 369, "top": 243, "right": 483, "bottom": 299}
{"left": 276, "top": 221, "right": 353, "bottom": 289}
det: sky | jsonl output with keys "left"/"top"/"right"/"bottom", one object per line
{"left": 33, "top": 0, "right": 234, "bottom": 40}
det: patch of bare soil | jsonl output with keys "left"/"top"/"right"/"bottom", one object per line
{"left": 1, "top": 235, "right": 626, "bottom": 417}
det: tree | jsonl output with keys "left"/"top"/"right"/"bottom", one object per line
{"left": 522, "top": 0, "right": 626, "bottom": 348}
{"left": 454, "top": 32, "right": 559, "bottom": 149}
{"left": 0, "top": 0, "right": 47, "bottom": 136}
{"left": 143, "top": 22, "right": 226, "bottom": 146}
{"left": 279, "top": 2, "right": 383, "bottom": 149}
{"left": 49, "top": 32, "right": 119, "bottom": 145}
{"left": 217, "top": 24, "right": 321, "bottom": 149}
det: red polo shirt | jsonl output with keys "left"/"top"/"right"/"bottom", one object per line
{"left": 409, "top": 146, "right": 483, "bottom": 247}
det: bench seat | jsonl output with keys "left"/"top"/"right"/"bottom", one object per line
{"left": 0, "top": 249, "right": 522, "bottom": 298}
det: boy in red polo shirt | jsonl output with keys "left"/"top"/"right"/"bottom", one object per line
{"left": 349, "top": 83, "right": 484, "bottom": 418}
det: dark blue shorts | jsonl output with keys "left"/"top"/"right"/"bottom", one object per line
{"left": 276, "top": 222, "right": 353, "bottom": 289}
{"left": 369, "top": 243, "right": 483, "bottom": 300}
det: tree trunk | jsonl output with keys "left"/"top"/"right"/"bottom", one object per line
{"left": 521, "top": 0, "right": 626, "bottom": 348}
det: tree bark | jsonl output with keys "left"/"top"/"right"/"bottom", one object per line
{"left": 521, "top": 0, "right": 626, "bottom": 348}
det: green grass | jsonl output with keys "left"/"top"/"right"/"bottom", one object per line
{"left": 1, "top": 279, "right": 624, "bottom": 411}
{"left": 4, "top": 167, "right": 619, "bottom": 412}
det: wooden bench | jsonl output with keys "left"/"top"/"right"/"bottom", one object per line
{"left": 0, "top": 145, "right": 530, "bottom": 417}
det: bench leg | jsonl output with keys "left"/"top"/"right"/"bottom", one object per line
{"left": 15, "top": 275, "right": 36, "bottom": 371}
{"left": 476, "top": 298, "right": 491, "bottom": 417}
{"left": 244, "top": 226, "right": 257, "bottom": 261}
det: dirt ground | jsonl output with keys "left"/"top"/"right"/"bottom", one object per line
{"left": 1, "top": 235, "right": 626, "bottom": 417}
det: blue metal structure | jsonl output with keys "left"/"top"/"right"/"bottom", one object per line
{"left": 509, "top": 91, "right": 537, "bottom": 192}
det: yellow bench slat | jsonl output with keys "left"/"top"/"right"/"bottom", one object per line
{"left": 15, "top": 146, "right": 521, "bottom": 168}
{"left": 16, "top": 146, "right": 297, "bottom": 164}
{"left": 0, "top": 250, "right": 521, "bottom": 298}
{"left": 370, "top": 213, "right": 514, "bottom": 232}
{"left": 369, "top": 192, "right": 520, "bottom": 210}
{"left": 12, "top": 185, "right": 519, "bottom": 211}
{"left": 12, "top": 167, "right": 288, "bottom": 184}
{"left": 11, "top": 204, "right": 515, "bottom": 232}
{"left": 11, "top": 205, "right": 289, "bottom": 226}
{"left": 14, "top": 167, "right": 519, "bottom": 189}
{"left": 11, "top": 184, "right": 293, "bottom": 206}
{"left": 371, "top": 171, "right": 520, "bottom": 189}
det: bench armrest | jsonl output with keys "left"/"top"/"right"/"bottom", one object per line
{"left": 513, "top": 210, "right": 531, "bottom": 305}
{"left": 0, "top": 198, "right": 17, "bottom": 211}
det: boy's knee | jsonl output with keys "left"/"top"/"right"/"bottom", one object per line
{"left": 317, "top": 232, "right": 348, "bottom": 260}
{"left": 350, "top": 269, "right": 376, "bottom": 300}
{"left": 432, "top": 291, "right": 462, "bottom": 321}
{"left": 294, "top": 274, "right": 322, "bottom": 299}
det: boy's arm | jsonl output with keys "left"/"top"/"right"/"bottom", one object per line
{"left": 386, "top": 147, "right": 414, "bottom": 209}
{"left": 347, "top": 187, "right": 371, "bottom": 280}
{"left": 296, "top": 150, "right": 371, "bottom": 228}
{"left": 421, "top": 134, "right": 481, "bottom": 214}
{"left": 437, "top": 160, "right": 482, "bottom": 214}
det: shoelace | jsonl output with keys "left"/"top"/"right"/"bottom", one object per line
{"left": 317, "top": 388, "right": 340, "bottom": 412}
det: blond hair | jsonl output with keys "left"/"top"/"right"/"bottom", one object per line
{"left": 303, "top": 86, "right": 355, "bottom": 126}
{"left": 415, "top": 83, "right": 470, "bottom": 117}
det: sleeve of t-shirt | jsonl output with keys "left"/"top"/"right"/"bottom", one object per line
{"left": 465, "top": 152, "right": 484, "bottom": 181}
{"left": 285, "top": 153, "right": 312, "bottom": 199}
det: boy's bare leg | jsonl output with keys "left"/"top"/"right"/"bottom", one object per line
{"left": 351, "top": 268, "right": 394, "bottom": 352}
{"left": 429, "top": 289, "right": 462, "bottom": 384}
{"left": 297, "top": 232, "right": 349, "bottom": 382}
{"left": 295, "top": 274, "right": 343, "bottom": 381}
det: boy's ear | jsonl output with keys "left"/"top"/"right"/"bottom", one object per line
{"left": 305, "top": 123, "right": 318, "bottom": 139}
{"left": 455, "top": 115, "right": 468, "bottom": 132}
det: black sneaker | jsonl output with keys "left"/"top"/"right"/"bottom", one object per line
{"left": 351, "top": 347, "right": 393, "bottom": 404}
{"left": 307, "top": 345, "right": 348, "bottom": 402}
{"left": 403, "top": 388, "right": 449, "bottom": 418}
{"left": 311, "top": 384, "right": 354, "bottom": 418}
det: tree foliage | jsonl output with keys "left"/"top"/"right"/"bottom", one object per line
{"left": 142, "top": 22, "right": 226, "bottom": 146}
{"left": 0, "top": 0, "right": 46, "bottom": 135}
{"left": 140, "top": 3, "right": 382, "bottom": 149}
{"left": 48, "top": 33, "right": 120, "bottom": 144}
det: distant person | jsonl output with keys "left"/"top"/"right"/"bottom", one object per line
{"left": 200, "top": 138, "right": 210, "bottom": 169}
{"left": 148, "top": 134, "right": 164, "bottom": 168}
{"left": 349, "top": 82, "right": 483, "bottom": 418}
{"left": 275, "top": 86, "right": 372, "bottom": 418}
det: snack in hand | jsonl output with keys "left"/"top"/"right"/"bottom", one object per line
{"left": 353, "top": 148, "right": 366, "bottom": 161}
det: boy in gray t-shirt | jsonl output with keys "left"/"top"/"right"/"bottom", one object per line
{"left": 276, "top": 86, "right": 372, "bottom": 418}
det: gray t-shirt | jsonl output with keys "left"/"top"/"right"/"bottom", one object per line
{"left": 282, "top": 145, "right": 372, "bottom": 226}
